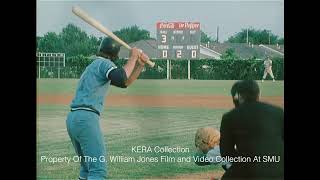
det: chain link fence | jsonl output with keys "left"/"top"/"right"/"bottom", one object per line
{"left": 37, "top": 57, "right": 284, "bottom": 80}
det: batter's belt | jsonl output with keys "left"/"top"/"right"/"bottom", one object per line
{"left": 71, "top": 106, "right": 100, "bottom": 116}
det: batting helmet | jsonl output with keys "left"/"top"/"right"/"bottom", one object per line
{"left": 98, "top": 37, "right": 121, "bottom": 60}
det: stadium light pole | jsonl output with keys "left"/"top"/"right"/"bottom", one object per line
{"left": 217, "top": 26, "right": 219, "bottom": 43}
{"left": 269, "top": 31, "right": 271, "bottom": 45}
{"left": 246, "top": 28, "right": 249, "bottom": 44}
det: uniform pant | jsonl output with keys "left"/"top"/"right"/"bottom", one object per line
{"left": 66, "top": 110, "right": 107, "bottom": 180}
{"left": 263, "top": 67, "right": 274, "bottom": 79}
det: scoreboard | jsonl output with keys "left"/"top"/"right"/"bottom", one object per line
{"left": 156, "top": 22, "right": 200, "bottom": 59}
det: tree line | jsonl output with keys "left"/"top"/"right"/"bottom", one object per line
{"left": 37, "top": 24, "right": 152, "bottom": 57}
{"left": 37, "top": 23, "right": 284, "bottom": 57}
{"left": 228, "top": 28, "right": 283, "bottom": 45}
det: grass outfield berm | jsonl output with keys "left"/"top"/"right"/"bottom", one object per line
{"left": 37, "top": 79, "right": 283, "bottom": 179}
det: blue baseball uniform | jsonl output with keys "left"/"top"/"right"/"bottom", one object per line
{"left": 194, "top": 146, "right": 232, "bottom": 170}
{"left": 66, "top": 56, "right": 117, "bottom": 180}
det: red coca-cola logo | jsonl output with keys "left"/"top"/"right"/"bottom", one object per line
{"left": 157, "top": 22, "right": 200, "bottom": 30}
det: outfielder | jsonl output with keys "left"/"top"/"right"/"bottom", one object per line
{"left": 262, "top": 56, "right": 275, "bottom": 82}
{"left": 66, "top": 37, "right": 148, "bottom": 180}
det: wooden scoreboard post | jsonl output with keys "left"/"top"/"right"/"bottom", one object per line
{"left": 156, "top": 22, "right": 201, "bottom": 79}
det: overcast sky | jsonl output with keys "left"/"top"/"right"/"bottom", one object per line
{"left": 37, "top": 0, "right": 284, "bottom": 42}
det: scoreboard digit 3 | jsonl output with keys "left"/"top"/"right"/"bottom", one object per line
{"left": 156, "top": 22, "right": 201, "bottom": 59}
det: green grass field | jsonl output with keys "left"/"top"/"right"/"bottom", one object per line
{"left": 37, "top": 79, "right": 284, "bottom": 179}
{"left": 37, "top": 79, "right": 284, "bottom": 96}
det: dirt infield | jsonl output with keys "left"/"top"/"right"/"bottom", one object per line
{"left": 37, "top": 95, "right": 283, "bottom": 108}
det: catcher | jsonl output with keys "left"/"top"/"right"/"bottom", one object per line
{"left": 66, "top": 37, "right": 149, "bottom": 180}
{"left": 194, "top": 127, "right": 231, "bottom": 170}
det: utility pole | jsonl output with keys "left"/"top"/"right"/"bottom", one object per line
{"left": 269, "top": 31, "right": 271, "bottom": 45}
{"left": 246, "top": 28, "right": 249, "bottom": 44}
{"left": 216, "top": 26, "right": 219, "bottom": 43}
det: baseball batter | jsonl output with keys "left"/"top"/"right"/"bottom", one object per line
{"left": 262, "top": 56, "right": 275, "bottom": 82}
{"left": 66, "top": 37, "right": 148, "bottom": 180}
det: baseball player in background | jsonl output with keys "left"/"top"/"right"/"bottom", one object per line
{"left": 66, "top": 37, "right": 149, "bottom": 180}
{"left": 262, "top": 56, "right": 275, "bottom": 82}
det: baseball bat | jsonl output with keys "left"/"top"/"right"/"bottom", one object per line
{"left": 72, "top": 6, "right": 155, "bottom": 67}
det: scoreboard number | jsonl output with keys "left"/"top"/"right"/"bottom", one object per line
{"left": 191, "top": 50, "right": 197, "bottom": 58}
{"left": 161, "top": 34, "right": 167, "bottom": 43}
{"left": 162, "top": 50, "right": 168, "bottom": 58}
{"left": 176, "top": 50, "right": 182, "bottom": 58}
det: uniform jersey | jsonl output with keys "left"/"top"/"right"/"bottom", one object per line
{"left": 194, "top": 145, "right": 232, "bottom": 170}
{"left": 70, "top": 56, "right": 117, "bottom": 114}
{"left": 206, "top": 146, "right": 232, "bottom": 169}
{"left": 264, "top": 59, "right": 272, "bottom": 69}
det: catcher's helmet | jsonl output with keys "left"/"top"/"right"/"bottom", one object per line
{"left": 98, "top": 37, "right": 120, "bottom": 60}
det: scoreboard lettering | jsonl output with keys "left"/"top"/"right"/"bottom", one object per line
{"left": 157, "top": 22, "right": 200, "bottom": 59}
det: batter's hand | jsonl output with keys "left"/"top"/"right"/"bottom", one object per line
{"left": 138, "top": 52, "right": 149, "bottom": 66}
{"left": 129, "top": 47, "right": 141, "bottom": 61}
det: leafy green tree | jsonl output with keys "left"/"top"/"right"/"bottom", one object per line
{"left": 228, "top": 28, "right": 279, "bottom": 44}
{"left": 37, "top": 32, "right": 64, "bottom": 53}
{"left": 220, "top": 48, "right": 240, "bottom": 60}
{"left": 201, "top": 30, "right": 214, "bottom": 43}
{"left": 37, "top": 24, "right": 100, "bottom": 56}
{"left": 59, "top": 24, "right": 99, "bottom": 56}
{"left": 37, "top": 24, "right": 152, "bottom": 56}
{"left": 277, "top": 37, "right": 284, "bottom": 45}
{"left": 113, "top": 25, "right": 151, "bottom": 44}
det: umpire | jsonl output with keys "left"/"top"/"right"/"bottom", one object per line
{"left": 220, "top": 80, "right": 284, "bottom": 179}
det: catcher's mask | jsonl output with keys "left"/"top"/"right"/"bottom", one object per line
{"left": 97, "top": 37, "right": 121, "bottom": 61}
